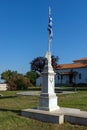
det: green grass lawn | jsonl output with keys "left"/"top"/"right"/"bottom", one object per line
{"left": 0, "top": 91, "right": 87, "bottom": 130}
{"left": 58, "top": 91, "right": 87, "bottom": 111}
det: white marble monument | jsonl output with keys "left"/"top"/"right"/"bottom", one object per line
{"left": 39, "top": 7, "right": 59, "bottom": 111}
{"left": 39, "top": 51, "right": 59, "bottom": 111}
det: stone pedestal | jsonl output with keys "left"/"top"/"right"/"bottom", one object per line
{"left": 39, "top": 51, "right": 59, "bottom": 111}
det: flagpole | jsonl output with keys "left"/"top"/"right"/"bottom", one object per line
{"left": 48, "top": 7, "right": 50, "bottom": 53}
{"left": 48, "top": 6, "right": 52, "bottom": 53}
{"left": 48, "top": 32, "right": 51, "bottom": 53}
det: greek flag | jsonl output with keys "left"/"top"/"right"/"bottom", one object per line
{"left": 48, "top": 7, "right": 53, "bottom": 40}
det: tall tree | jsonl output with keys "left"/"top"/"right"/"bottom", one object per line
{"left": 51, "top": 55, "right": 59, "bottom": 68}
{"left": 30, "top": 57, "right": 46, "bottom": 73}
{"left": 30, "top": 55, "right": 59, "bottom": 73}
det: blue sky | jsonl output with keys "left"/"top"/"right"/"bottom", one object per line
{"left": 0, "top": 0, "right": 87, "bottom": 74}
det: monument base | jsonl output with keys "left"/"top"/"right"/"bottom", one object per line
{"left": 39, "top": 93, "right": 60, "bottom": 111}
{"left": 21, "top": 107, "right": 87, "bottom": 125}
{"left": 21, "top": 108, "right": 64, "bottom": 124}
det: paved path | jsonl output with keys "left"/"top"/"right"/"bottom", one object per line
{"left": 17, "top": 91, "right": 40, "bottom": 96}
{"left": 17, "top": 91, "right": 76, "bottom": 96}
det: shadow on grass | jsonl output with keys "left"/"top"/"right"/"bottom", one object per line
{"left": 0, "top": 108, "right": 21, "bottom": 115}
{"left": 0, "top": 95, "right": 17, "bottom": 99}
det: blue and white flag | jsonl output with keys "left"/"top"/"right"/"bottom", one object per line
{"left": 48, "top": 7, "right": 53, "bottom": 40}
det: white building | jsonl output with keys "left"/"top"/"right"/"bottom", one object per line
{"left": 55, "top": 58, "right": 87, "bottom": 86}
{"left": 36, "top": 57, "right": 87, "bottom": 86}
{"left": 0, "top": 83, "right": 8, "bottom": 91}
{"left": 36, "top": 76, "right": 42, "bottom": 86}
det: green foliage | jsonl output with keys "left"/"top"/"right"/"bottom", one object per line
{"left": 51, "top": 55, "right": 59, "bottom": 68}
{"left": 14, "top": 74, "right": 30, "bottom": 90}
{"left": 1, "top": 70, "right": 17, "bottom": 82}
{"left": 1, "top": 70, "right": 31, "bottom": 90}
{"left": 30, "top": 57, "right": 46, "bottom": 73}
{"left": 25, "top": 71, "right": 39, "bottom": 85}
{"left": 30, "top": 55, "right": 59, "bottom": 73}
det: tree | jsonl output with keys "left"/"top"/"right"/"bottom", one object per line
{"left": 30, "top": 55, "right": 59, "bottom": 73}
{"left": 1, "top": 70, "right": 17, "bottom": 82}
{"left": 1, "top": 70, "right": 31, "bottom": 90}
{"left": 30, "top": 57, "right": 46, "bottom": 73}
{"left": 51, "top": 55, "right": 59, "bottom": 68}
{"left": 25, "top": 71, "right": 39, "bottom": 85}
{"left": 14, "top": 74, "right": 30, "bottom": 90}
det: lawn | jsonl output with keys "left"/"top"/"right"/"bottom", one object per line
{"left": 0, "top": 91, "right": 87, "bottom": 130}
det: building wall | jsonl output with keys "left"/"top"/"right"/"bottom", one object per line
{"left": 55, "top": 69, "right": 71, "bottom": 85}
{"left": 0, "top": 83, "right": 8, "bottom": 91}
{"left": 36, "top": 67, "right": 87, "bottom": 86}
{"left": 75, "top": 68, "right": 87, "bottom": 84}
{"left": 56, "top": 67, "right": 87, "bottom": 85}
{"left": 36, "top": 77, "right": 42, "bottom": 86}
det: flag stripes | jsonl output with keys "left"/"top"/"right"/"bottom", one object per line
{"left": 48, "top": 7, "right": 53, "bottom": 40}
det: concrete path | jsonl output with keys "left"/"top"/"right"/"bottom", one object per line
{"left": 17, "top": 91, "right": 76, "bottom": 96}
{"left": 17, "top": 91, "right": 40, "bottom": 96}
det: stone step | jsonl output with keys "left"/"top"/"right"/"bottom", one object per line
{"left": 21, "top": 107, "right": 87, "bottom": 125}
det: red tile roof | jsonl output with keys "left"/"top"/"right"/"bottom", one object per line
{"left": 73, "top": 57, "right": 87, "bottom": 62}
{"left": 56, "top": 62, "right": 87, "bottom": 70}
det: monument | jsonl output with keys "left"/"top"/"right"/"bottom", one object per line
{"left": 39, "top": 7, "right": 59, "bottom": 111}
{"left": 21, "top": 7, "right": 87, "bottom": 125}
{"left": 21, "top": 7, "right": 63, "bottom": 123}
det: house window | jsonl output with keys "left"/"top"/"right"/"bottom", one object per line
{"left": 79, "top": 73, "right": 81, "bottom": 79}
{"left": 58, "top": 75, "right": 60, "bottom": 80}
{"left": 61, "top": 75, "right": 63, "bottom": 80}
